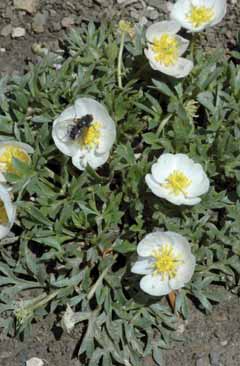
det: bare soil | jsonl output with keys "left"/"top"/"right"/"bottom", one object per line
{"left": 0, "top": 1, "right": 240, "bottom": 365}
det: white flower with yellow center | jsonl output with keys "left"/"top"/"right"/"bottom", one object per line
{"left": 170, "top": 0, "right": 227, "bottom": 32}
{"left": 144, "top": 20, "right": 193, "bottom": 78}
{"left": 52, "top": 98, "right": 116, "bottom": 171}
{"left": 0, "top": 141, "right": 33, "bottom": 182}
{"left": 145, "top": 153, "right": 209, "bottom": 205}
{"left": 132, "top": 231, "right": 196, "bottom": 296}
{"left": 0, "top": 184, "right": 16, "bottom": 240}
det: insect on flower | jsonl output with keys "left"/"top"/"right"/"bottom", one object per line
{"left": 68, "top": 114, "right": 94, "bottom": 141}
{"left": 52, "top": 98, "right": 116, "bottom": 170}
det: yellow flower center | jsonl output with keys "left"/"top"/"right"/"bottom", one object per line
{"left": 152, "top": 244, "right": 182, "bottom": 279}
{"left": 187, "top": 5, "right": 214, "bottom": 28}
{"left": 80, "top": 122, "right": 101, "bottom": 148}
{"left": 0, "top": 200, "right": 8, "bottom": 225}
{"left": 151, "top": 34, "right": 179, "bottom": 66}
{"left": 0, "top": 145, "right": 30, "bottom": 173}
{"left": 163, "top": 170, "right": 191, "bottom": 196}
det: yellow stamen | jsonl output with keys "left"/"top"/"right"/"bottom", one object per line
{"left": 187, "top": 5, "right": 214, "bottom": 28}
{"left": 0, "top": 200, "right": 8, "bottom": 225}
{"left": 80, "top": 122, "right": 101, "bottom": 148}
{"left": 151, "top": 34, "right": 179, "bottom": 66}
{"left": 0, "top": 145, "right": 30, "bottom": 173}
{"left": 152, "top": 244, "right": 182, "bottom": 279}
{"left": 163, "top": 170, "right": 191, "bottom": 196}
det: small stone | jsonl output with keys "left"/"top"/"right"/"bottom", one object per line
{"left": 0, "top": 48, "right": 6, "bottom": 52}
{"left": 145, "top": 7, "right": 159, "bottom": 20}
{"left": 209, "top": 351, "right": 221, "bottom": 366}
{"left": 130, "top": 9, "right": 141, "bottom": 20}
{"left": 117, "top": 0, "right": 138, "bottom": 5}
{"left": 50, "top": 22, "right": 61, "bottom": 32}
{"left": 26, "top": 358, "right": 44, "bottom": 366}
{"left": 61, "top": 16, "right": 75, "bottom": 28}
{"left": 196, "top": 355, "right": 210, "bottom": 366}
{"left": 138, "top": 16, "right": 148, "bottom": 26}
{"left": 49, "top": 9, "right": 57, "bottom": 16}
{"left": 13, "top": 0, "right": 39, "bottom": 14}
{"left": 1, "top": 24, "right": 12, "bottom": 37}
{"left": 220, "top": 340, "right": 228, "bottom": 346}
{"left": 32, "top": 11, "right": 48, "bottom": 33}
{"left": 11, "top": 27, "right": 26, "bottom": 38}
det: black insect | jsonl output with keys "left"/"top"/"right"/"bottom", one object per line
{"left": 68, "top": 114, "right": 93, "bottom": 140}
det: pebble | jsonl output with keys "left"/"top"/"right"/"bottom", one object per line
{"left": 117, "top": 0, "right": 139, "bottom": 5}
{"left": 145, "top": 6, "right": 159, "bottom": 20}
{"left": 209, "top": 351, "right": 221, "bottom": 366}
{"left": 0, "top": 48, "right": 6, "bottom": 52}
{"left": 220, "top": 340, "right": 228, "bottom": 346}
{"left": 196, "top": 355, "right": 210, "bottom": 366}
{"left": 61, "top": 16, "right": 75, "bottom": 28}
{"left": 13, "top": 0, "right": 39, "bottom": 14}
{"left": 26, "top": 358, "right": 44, "bottom": 366}
{"left": 11, "top": 27, "right": 26, "bottom": 38}
{"left": 0, "top": 24, "right": 12, "bottom": 37}
{"left": 50, "top": 22, "right": 61, "bottom": 32}
{"left": 32, "top": 11, "right": 48, "bottom": 33}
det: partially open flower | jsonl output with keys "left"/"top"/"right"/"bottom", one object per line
{"left": 145, "top": 20, "right": 193, "bottom": 78}
{"left": 145, "top": 153, "right": 209, "bottom": 205}
{"left": 170, "top": 0, "right": 227, "bottom": 32}
{"left": 52, "top": 98, "right": 116, "bottom": 171}
{"left": 132, "top": 231, "right": 196, "bottom": 296}
{"left": 0, "top": 140, "right": 33, "bottom": 182}
{"left": 0, "top": 184, "right": 16, "bottom": 240}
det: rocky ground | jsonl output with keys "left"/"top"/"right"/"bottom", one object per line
{"left": 0, "top": 1, "right": 240, "bottom": 366}
{"left": 0, "top": 0, "right": 239, "bottom": 75}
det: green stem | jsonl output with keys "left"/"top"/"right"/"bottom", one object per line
{"left": 118, "top": 32, "right": 125, "bottom": 89}
{"left": 87, "top": 255, "right": 117, "bottom": 301}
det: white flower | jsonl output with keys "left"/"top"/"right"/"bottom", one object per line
{"left": 0, "top": 184, "right": 16, "bottom": 240}
{"left": 52, "top": 98, "right": 116, "bottom": 170}
{"left": 145, "top": 153, "right": 209, "bottom": 205}
{"left": 144, "top": 20, "right": 193, "bottom": 78}
{"left": 132, "top": 231, "right": 196, "bottom": 296}
{"left": 170, "top": 0, "right": 227, "bottom": 32}
{"left": 0, "top": 140, "right": 33, "bottom": 182}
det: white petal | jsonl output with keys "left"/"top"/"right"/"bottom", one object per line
{"left": 151, "top": 153, "right": 177, "bottom": 183}
{"left": 72, "top": 150, "right": 110, "bottom": 171}
{"left": 175, "top": 35, "right": 190, "bottom": 56}
{"left": 145, "top": 173, "right": 170, "bottom": 198}
{"left": 0, "top": 140, "right": 34, "bottom": 154}
{"left": 187, "top": 170, "right": 210, "bottom": 197}
{"left": 56, "top": 105, "right": 76, "bottom": 123}
{"left": 137, "top": 231, "right": 172, "bottom": 257}
{"left": 210, "top": 0, "right": 227, "bottom": 26}
{"left": 170, "top": 0, "right": 193, "bottom": 29}
{"left": 146, "top": 20, "right": 181, "bottom": 43}
{"left": 52, "top": 107, "right": 80, "bottom": 157}
{"left": 96, "top": 121, "right": 116, "bottom": 155}
{"left": 131, "top": 257, "right": 153, "bottom": 275}
{"left": 140, "top": 274, "right": 171, "bottom": 296}
{"left": 0, "top": 184, "right": 16, "bottom": 240}
{"left": 169, "top": 253, "right": 196, "bottom": 289}
{"left": 145, "top": 48, "right": 193, "bottom": 78}
{"left": 165, "top": 231, "right": 192, "bottom": 256}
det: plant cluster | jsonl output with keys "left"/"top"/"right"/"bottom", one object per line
{"left": 0, "top": 0, "right": 239, "bottom": 364}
